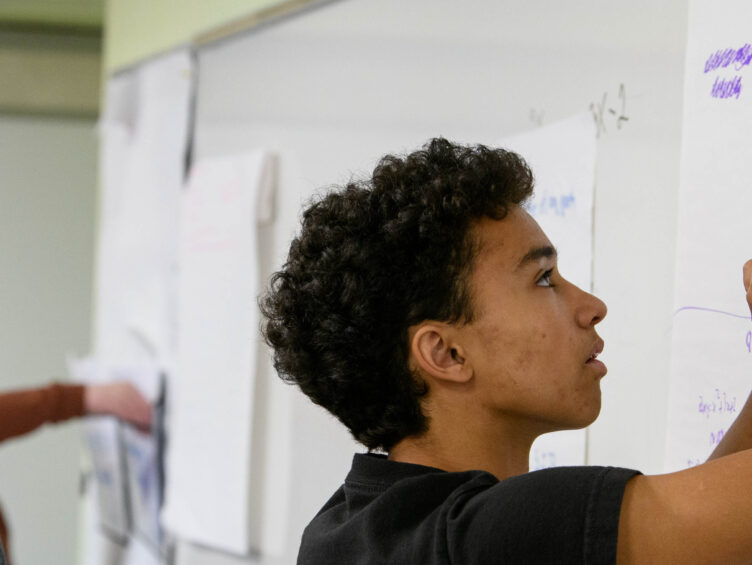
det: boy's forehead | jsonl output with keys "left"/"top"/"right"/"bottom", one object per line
{"left": 473, "top": 206, "right": 553, "bottom": 269}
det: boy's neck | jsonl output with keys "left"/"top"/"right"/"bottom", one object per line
{"left": 387, "top": 412, "right": 538, "bottom": 481}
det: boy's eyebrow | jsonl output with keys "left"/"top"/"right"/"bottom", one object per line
{"left": 516, "top": 245, "right": 558, "bottom": 270}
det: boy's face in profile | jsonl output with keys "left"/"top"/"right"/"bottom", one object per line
{"left": 451, "top": 205, "right": 608, "bottom": 435}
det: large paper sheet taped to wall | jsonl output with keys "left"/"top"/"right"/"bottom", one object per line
{"left": 90, "top": 48, "right": 194, "bottom": 565}
{"left": 664, "top": 0, "right": 752, "bottom": 471}
{"left": 499, "top": 114, "right": 598, "bottom": 469}
{"left": 95, "top": 49, "right": 192, "bottom": 368}
{"left": 162, "top": 150, "right": 275, "bottom": 554}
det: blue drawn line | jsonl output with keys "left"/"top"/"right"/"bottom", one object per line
{"left": 674, "top": 305, "right": 751, "bottom": 321}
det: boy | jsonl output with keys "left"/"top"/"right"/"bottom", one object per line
{"left": 261, "top": 138, "right": 752, "bottom": 564}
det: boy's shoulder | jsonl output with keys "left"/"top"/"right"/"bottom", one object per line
{"left": 299, "top": 453, "right": 640, "bottom": 565}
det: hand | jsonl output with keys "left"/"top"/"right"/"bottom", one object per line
{"left": 84, "top": 382, "right": 153, "bottom": 432}
{"left": 745, "top": 259, "right": 752, "bottom": 316}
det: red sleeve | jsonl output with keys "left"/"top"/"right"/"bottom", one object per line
{"left": 0, "top": 383, "right": 85, "bottom": 443}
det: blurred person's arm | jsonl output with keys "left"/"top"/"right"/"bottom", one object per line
{"left": 0, "top": 381, "right": 151, "bottom": 443}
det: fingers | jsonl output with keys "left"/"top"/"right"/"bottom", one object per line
{"left": 85, "top": 382, "right": 153, "bottom": 431}
{"left": 118, "top": 383, "right": 153, "bottom": 430}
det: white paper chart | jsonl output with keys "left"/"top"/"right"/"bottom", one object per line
{"left": 162, "top": 150, "right": 275, "bottom": 554}
{"left": 664, "top": 0, "right": 752, "bottom": 472}
{"left": 499, "top": 114, "right": 598, "bottom": 469}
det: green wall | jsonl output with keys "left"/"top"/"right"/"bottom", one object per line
{"left": 104, "top": 0, "right": 295, "bottom": 73}
{"left": 0, "top": 0, "right": 103, "bottom": 28}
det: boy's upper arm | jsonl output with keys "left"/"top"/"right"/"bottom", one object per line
{"left": 617, "top": 451, "right": 752, "bottom": 565}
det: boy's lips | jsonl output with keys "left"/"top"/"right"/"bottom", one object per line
{"left": 585, "top": 338, "right": 607, "bottom": 377}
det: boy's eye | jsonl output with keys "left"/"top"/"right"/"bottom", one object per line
{"left": 536, "top": 269, "right": 554, "bottom": 287}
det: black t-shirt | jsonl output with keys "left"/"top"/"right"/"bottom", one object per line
{"left": 299, "top": 453, "right": 640, "bottom": 564}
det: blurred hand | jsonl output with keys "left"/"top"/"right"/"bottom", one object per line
{"left": 745, "top": 259, "right": 752, "bottom": 316}
{"left": 84, "top": 381, "right": 153, "bottom": 432}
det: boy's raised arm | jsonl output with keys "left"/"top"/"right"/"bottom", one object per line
{"left": 618, "top": 449, "right": 752, "bottom": 564}
{"left": 707, "top": 260, "right": 752, "bottom": 461}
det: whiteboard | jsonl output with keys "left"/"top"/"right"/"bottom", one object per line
{"left": 176, "top": 1, "right": 690, "bottom": 563}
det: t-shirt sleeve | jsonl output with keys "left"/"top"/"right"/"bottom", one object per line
{"left": 445, "top": 466, "right": 640, "bottom": 565}
{"left": 0, "top": 383, "right": 85, "bottom": 443}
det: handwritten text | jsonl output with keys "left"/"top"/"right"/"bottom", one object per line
{"left": 698, "top": 388, "right": 738, "bottom": 420}
{"left": 704, "top": 44, "right": 752, "bottom": 73}
{"left": 711, "top": 75, "right": 742, "bottom": 99}
{"left": 528, "top": 193, "right": 576, "bottom": 218}
{"left": 704, "top": 43, "right": 752, "bottom": 100}
{"left": 589, "top": 83, "right": 629, "bottom": 137}
{"left": 531, "top": 450, "right": 557, "bottom": 471}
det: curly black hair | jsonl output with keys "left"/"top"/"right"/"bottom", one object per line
{"left": 260, "top": 138, "right": 534, "bottom": 451}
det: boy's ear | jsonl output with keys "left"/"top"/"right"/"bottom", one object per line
{"left": 410, "top": 323, "right": 472, "bottom": 384}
